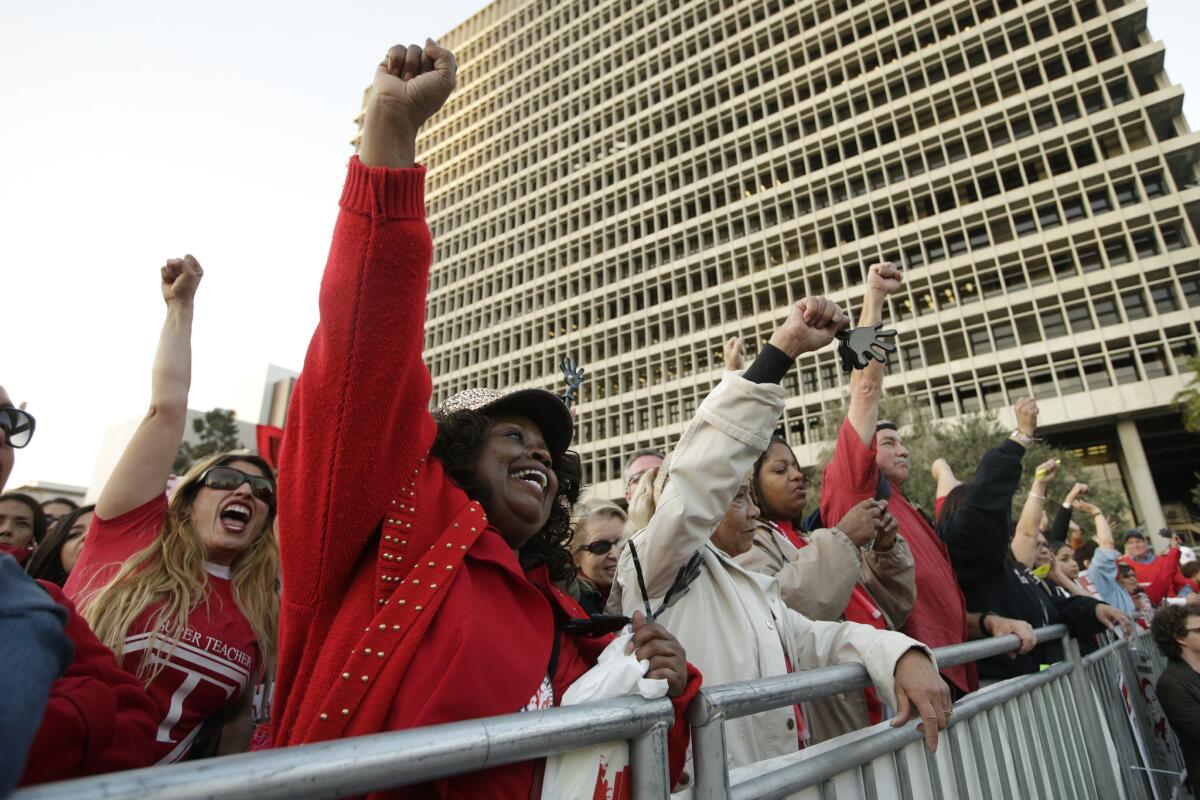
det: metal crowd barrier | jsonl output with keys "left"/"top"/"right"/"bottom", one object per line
{"left": 14, "top": 624, "right": 1187, "bottom": 800}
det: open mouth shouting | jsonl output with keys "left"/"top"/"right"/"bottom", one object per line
{"left": 510, "top": 466, "right": 549, "bottom": 497}
{"left": 218, "top": 499, "right": 254, "bottom": 534}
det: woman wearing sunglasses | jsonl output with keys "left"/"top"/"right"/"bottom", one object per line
{"left": 565, "top": 501, "right": 628, "bottom": 615}
{"left": 0, "top": 390, "right": 34, "bottom": 492}
{"left": 64, "top": 256, "right": 278, "bottom": 765}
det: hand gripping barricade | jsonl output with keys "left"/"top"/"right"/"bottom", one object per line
{"left": 14, "top": 625, "right": 1187, "bottom": 800}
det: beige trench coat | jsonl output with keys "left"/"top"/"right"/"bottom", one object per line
{"left": 607, "top": 374, "right": 932, "bottom": 771}
{"left": 736, "top": 522, "right": 917, "bottom": 741}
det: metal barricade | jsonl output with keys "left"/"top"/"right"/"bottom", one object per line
{"left": 1081, "top": 629, "right": 1190, "bottom": 800}
{"left": 14, "top": 625, "right": 1187, "bottom": 799}
{"left": 13, "top": 695, "right": 676, "bottom": 800}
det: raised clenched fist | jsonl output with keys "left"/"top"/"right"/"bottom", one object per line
{"left": 867, "top": 262, "right": 904, "bottom": 296}
{"left": 768, "top": 296, "right": 847, "bottom": 359}
{"left": 161, "top": 255, "right": 203, "bottom": 306}
{"left": 361, "top": 40, "right": 458, "bottom": 168}
{"left": 723, "top": 336, "right": 745, "bottom": 371}
{"left": 1014, "top": 396, "right": 1039, "bottom": 437}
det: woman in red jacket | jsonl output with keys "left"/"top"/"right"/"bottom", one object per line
{"left": 272, "top": 40, "right": 697, "bottom": 798}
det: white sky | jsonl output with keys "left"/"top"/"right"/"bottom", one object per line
{"left": 3, "top": 0, "right": 1198, "bottom": 491}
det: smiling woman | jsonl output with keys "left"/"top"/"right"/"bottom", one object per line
{"left": 270, "top": 41, "right": 701, "bottom": 798}
{"left": 60, "top": 255, "right": 278, "bottom": 770}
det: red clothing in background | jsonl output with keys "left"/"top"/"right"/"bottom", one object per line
{"left": 21, "top": 583, "right": 159, "bottom": 784}
{"left": 1120, "top": 549, "right": 1187, "bottom": 603}
{"left": 791, "top": 533, "right": 885, "bottom": 723}
{"left": 273, "top": 157, "right": 698, "bottom": 798}
{"left": 820, "top": 419, "right": 976, "bottom": 694}
{"left": 64, "top": 495, "right": 261, "bottom": 763}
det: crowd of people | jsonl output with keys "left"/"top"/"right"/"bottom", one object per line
{"left": 3, "top": 38, "right": 1199, "bottom": 798}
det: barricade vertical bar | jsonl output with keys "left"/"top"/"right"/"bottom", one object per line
{"left": 630, "top": 721, "right": 671, "bottom": 799}
{"left": 1065, "top": 636, "right": 1123, "bottom": 800}
{"left": 690, "top": 712, "right": 731, "bottom": 800}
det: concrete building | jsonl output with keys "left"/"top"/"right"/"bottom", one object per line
{"left": 364, "top": 0, "right": 1200, "bottom": 539}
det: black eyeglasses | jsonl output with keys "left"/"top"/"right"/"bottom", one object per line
{"left": 578, "top": 539, "right": 617, "bottom": 556}
{"left": 0, "top": 406, "right": 35, "bottom": 449}
{"left": 198, "top": 466, "right": 276, "bottom": 505}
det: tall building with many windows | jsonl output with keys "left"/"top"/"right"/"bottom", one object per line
{"left": 373, "top": 0, "right": 1200, "bottom": 533}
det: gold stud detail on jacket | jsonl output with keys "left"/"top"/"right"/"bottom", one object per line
{"left": 341, "top": 708, "right": 350, "bottom": 716}
{"left": 342, "top": 672, "right": 350, "bottom": 679}
{"left": 320, "top": 712, "right": 329, "bottom": 720}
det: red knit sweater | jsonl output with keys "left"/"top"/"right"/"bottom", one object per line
{"left": 273, "top": 157, "right": 697, "bottom": 798}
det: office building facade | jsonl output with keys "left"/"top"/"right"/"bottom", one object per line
{"left": 384, "top": 0, "right": 1200, "bottom": 531}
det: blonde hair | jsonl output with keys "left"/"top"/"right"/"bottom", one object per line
{"left": 81, "top": 451, "right": 279, "bottom": 685}
{"left": 570, "top": 500, "right": 629, "bottom": 551}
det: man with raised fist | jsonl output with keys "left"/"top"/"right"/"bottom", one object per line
{"left": 819, "top": 262, "right": 977, "bottom": 697}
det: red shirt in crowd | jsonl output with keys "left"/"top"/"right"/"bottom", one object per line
{"left": 820, "top": 419, "right": 976, "bottom": 694}
{"left": 64, "top": 494, "right": 261, "bottom": 764}
{"left": 271, "top": 157, "right": 698, "bottom": 799}
{"left": 1119, "top": 548, "right": 1187, "bottom": 604}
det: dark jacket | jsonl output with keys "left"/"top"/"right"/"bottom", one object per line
{"left": 1156, "top": 659, "right": 1200, "bottom": 792}
{"left": 940, "top": 440, "right": 1106, "bottom": 680}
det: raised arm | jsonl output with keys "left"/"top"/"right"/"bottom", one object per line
{"left": 1013, "top": 454, "right": 1057, "bottom": 568}
{"left": 930, "top": 459, "right": 961, "bottom": 501}
{"left": 278, "top": 41, "right": 457, "bottom": 604}
{"left": 942, "top": 398, "right": 1036, "bottom": 576}
{"left": 95, "top": 258, "right": 201, "bottom": 519}
{"left": 846, "top": 263, "right": 903, "bottom": 445}
{"left": 617, "top": 297, "right": 847, "bottom": 599}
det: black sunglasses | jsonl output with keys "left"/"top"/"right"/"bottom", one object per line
{"left": 562, "top": 540, "right": 704, "bottom": 637}
{"left": 198, "top": 466, "right": 276, "bottom": 505}
{"left": 0, "top": 406, "right": 35, "bottom": 449}
{"left": 578, "top": 539, "right": 617, "bottom": 556}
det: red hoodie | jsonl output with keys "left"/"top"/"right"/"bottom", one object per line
{"left": 21, "top": 583, "right": 159, "bottom": 784}
{"left": 272, "top": 157, "right": 698, "bottom": 798}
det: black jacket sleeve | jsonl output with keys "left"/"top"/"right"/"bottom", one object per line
{"left": 941, "top": 439, "right": 1027, "bottom": 584}
{"left": 1047, "top": 505, "right": 1072, "bottom": 544}
{"left": 1051, "top": 593, "right": 1105, "bottom": 640}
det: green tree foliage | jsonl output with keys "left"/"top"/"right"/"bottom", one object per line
{"left": 173, "top": 408, "right": 242, "bottom": 474}
{"left": 1174, "top": 358, "right": 1200, "bottom": 514}
{"left": 1176, "top": 356, "right": 1200, "bottom": 434}
{"left": 802, "top": 398, "right": 1127, "bottom": 538}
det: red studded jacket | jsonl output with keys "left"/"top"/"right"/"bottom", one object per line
{"left": 272, "top": 157, "right": 698, "bottom": 798}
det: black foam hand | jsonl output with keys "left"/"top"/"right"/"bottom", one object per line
{"left": 835, "top": 323, "right": 897, "bottom": 372}
{"left": 559, "top": 356, "right": 587, "bottom": 408}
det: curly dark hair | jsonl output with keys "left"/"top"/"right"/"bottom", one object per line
{"left": 431, "top": 409, "right": 582, "bottom": 583}
{"left": 1151, "top": 604, "right": 1200, "bottom": 661}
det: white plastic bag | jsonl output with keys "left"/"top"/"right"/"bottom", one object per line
{"left": 541, "top": 627, "right": 670, "bottom": 800}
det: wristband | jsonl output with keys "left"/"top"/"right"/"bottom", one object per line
{"left": 979, "top": 611, "right": 997, "bottom": 636}
{"left": 1010, "top": 430, "right": 1037, "bottom": 447}
{"left": 1028, "top": 491, "right": 1046, "bottom": 502}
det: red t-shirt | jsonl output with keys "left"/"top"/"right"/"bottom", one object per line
{"left": 64, "top": 495, "right": 261, "bottom": 763}
{"left": 820, "top": 419, "right": 975, "bottom": 694}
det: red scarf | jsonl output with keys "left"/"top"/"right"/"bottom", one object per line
{"left": 786, "top": 523, "right": 885, "bottom": 725}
